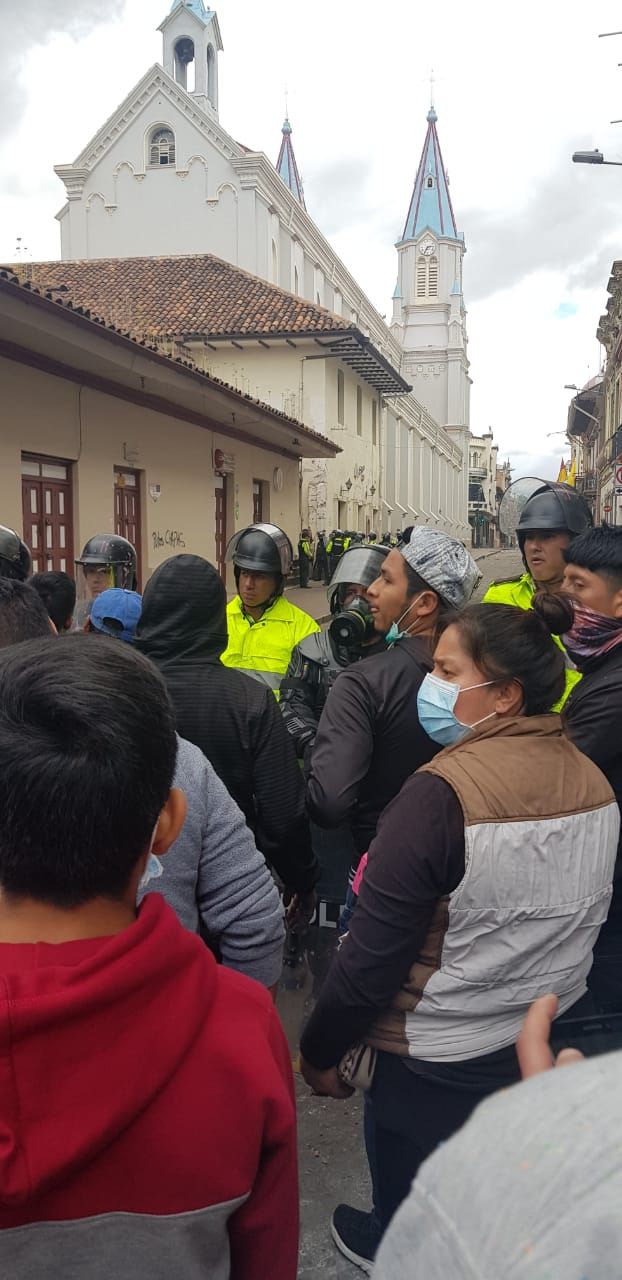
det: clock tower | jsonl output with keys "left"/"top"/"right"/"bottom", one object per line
{"left": 391, "top": 108, "right": 470, "bottom": 454}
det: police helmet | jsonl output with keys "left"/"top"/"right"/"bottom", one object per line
{"left": 516, "top": 482, "right": 593, "bottom": 549}
{"left": 327, "top": 543, "right": 389, "bottom": 613}
{"left": 226, "top": 523, "right": 293, "bottom": 578}
{"left": 75, "top": 533, "right": 137, "bottom": 589}
{"left": 0, "top": 525, "right": 31, "bottom": 581}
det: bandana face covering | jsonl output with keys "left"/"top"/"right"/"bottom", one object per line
{"left": 563, "top": 604, "right": 622, "bottom": 668}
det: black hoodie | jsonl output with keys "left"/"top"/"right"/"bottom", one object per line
{"left": 137, "top": 556, "right": 318, "bottom": 893}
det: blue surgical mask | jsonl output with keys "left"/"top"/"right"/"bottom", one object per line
{"left": 385, "top": 596, "right": 423, "bottom": 647}
{"left": 417, "top": 673, "right": 497, "bottom": 746}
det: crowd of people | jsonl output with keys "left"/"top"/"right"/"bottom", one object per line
{"left": 0, "top": 481, "right": 620, "bottom": 1278}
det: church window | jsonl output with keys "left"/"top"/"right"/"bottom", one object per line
{"left": 428, "top": 256, "right": 439, "bottom": 296}
{"left": 372, "top": 400, "right": 377, "bottom": 446}
{"left": 149, "top": 128, "right": 176, "bottom": 167}
{"left": 271, "top": 239, "right": 278, "bottom": 284}
{"left": 316, "top": 291, "right": 321, "bottom": 305}
{"left": 416, "top": 254, "right": 439, "bottom": 300}
{"left": 337, "top": 370, "right": 345, "bottom": 425}
{"left": 294, "top": 267, "right": 299, "bottom": 295}
{"left": 174, "top": 36, "right": 195, "bottom": 91}
{"left": 426, "top": 176, "right": 435, "bottom": 189}
{"left": 357, "top": 387, "right": 363, "bottom": 437}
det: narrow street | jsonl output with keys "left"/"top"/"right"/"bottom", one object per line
{"left": 284, "top": 546, "right": 526, "bottom": 1278}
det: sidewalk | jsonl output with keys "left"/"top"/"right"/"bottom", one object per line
{"left": 284, "top": 580, "right": 331, "bottom": 622}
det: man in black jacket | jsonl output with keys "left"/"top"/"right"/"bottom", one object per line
{"left": 562, "top": 526, "right": 622, "bottom": 1012}
{"left": 136, "top": 555, "right": 318, "bottom": 916}
{"left": 307, "top": 529, "right": 480, "bottom": 871}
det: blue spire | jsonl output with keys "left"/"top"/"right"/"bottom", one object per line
{"left": 170, "top": 0, "right": 214, "bottom": 23}
{"left": 400, "top": 109, "right": 459, "bottom": 242}
{"left": 276, "top": 117, "right": 306, "bottom": 209}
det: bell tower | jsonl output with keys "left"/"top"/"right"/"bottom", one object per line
{"left": 159, "top": 0, "right": 223, "bottom": 119}
{"left": 391, "top": 108, "right": 470, "bottom": 444}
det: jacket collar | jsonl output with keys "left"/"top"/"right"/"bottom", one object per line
{"left": 442, "top": 713, "right": 562, "bottom": 759}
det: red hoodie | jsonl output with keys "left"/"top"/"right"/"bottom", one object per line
{"left": 0, "top": 894, "right": 298, "bottom": 1280}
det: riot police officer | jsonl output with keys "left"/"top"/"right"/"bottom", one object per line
{"left": 74, "top": 533, "right": 137, "bottom": 627}
{"left": 221, "top": 522, "right": 318, "bottom": 693}
{"left": 326, "top": 529, "right": 350, "bottom": 577}
{"left": 281, "top": 542, "right": 389, "bottom": 906}
{"left": 281, "top": 542, "right": 389, "bottom": 759}
{"left": 298, "top": 528, "right": 313, "bottom": 588}
{"left": 484, "top": 478, "right": 593, "bottom": 707}
{"left": 0, "top": 526, "right": 31, "bottom": 581}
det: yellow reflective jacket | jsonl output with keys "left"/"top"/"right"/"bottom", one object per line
{"left": 482, "top": 572, "right": 581, "bottom": 711}
{"left": 222, "top": 594, "right": 319, "bottom": 695}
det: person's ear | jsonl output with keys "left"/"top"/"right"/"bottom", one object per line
{"left": 612, "top": 587, "right": 622, "bottom": 619}
{"left": 152, "top": 788, "right": 187, "bottom": 856}
{"left": 413, "top": 589, "right": 439, "bottom": 618}
{"left": 48, "top": 618, "right": 58, "bottom": 636}
{"left": 493, "top": 679, "right": 524, "bottom": 716}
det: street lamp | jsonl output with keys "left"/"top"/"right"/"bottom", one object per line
{"left": 572, "top": 149, "right": 622, "bottom": 166}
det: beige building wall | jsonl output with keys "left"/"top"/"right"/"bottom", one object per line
{"left": 0, "top": 355, "right": 300, "bottom": 592}
{"left": 196, "top": 343, "right": 380, "bottom": 533}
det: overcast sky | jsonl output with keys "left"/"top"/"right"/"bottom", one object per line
{"left": 2, "top": 0, "right": 622, "bottom": 480}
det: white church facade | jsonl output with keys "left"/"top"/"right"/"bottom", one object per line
{"left": 53, "top": 0, "right": 471, "bottom": 540}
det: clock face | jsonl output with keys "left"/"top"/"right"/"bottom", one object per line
{"left": 420, "top": 240, "right": 436, "bottom": 257}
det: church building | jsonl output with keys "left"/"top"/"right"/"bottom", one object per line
{"left": 51, "top": 0, "right": 470, "bottom": 541}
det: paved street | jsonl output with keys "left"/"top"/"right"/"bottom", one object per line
{"left": 285, "top": 547, "right": 525, "bottom": 1278}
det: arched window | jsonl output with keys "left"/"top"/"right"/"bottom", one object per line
{"left": 149, "top": 128, "right": 176, "bottom": 167}
{"left": 294, "top": 266, "right": 299, "bottom": 295}
{"left": 426, "top": 175, "right": 435, "bottom": 189}
{"left": 337, "top": 370, "right": 345, "bottom": 425}
{"left": 271, "top": 239, "right": 278, "bottom": 284}
{"left": 174, "top": 36, "right": 195, "bottom": 90}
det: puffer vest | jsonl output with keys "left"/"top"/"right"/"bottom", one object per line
{"left": 365, "top": 716, "right": 619, "bottom": 1062}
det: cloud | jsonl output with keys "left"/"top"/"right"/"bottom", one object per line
{"left": 0, "top": 1, "right": 125, "bottom": 134}
{"left": 305, "top": 157, "right": 378, "bottom": 236}
{"left": 462, "top": 150, "right": 622, "bottom": 303}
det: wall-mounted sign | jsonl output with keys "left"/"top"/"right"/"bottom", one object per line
{"left": 214, "top": 448, "right": 235, "bottom": 474}
{"left": 149, "top": 483, "right": 162, "bottom": 502}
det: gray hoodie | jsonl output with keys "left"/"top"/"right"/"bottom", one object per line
{"left": 139, "top": 735, "right": 284, "bottom": 988}
{"left": 374, "top": 1047, "right": 622, "bottom": 1279}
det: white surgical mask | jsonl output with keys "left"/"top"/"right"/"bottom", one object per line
{"left": 138, "top": 821, "right": 164, "bottom": 893}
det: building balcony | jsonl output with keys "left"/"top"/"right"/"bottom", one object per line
{"left": 576, "top": 470, "right": 597, "bottom": 497}
{"left": 469, "top": 466, "right": 487, "bottom": 480}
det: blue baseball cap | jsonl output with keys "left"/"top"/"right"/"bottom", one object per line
{"left": 90, "top": 589, "right": 142, "bottom": 643}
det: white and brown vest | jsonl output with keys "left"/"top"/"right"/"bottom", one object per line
{"left": 366, "top": 716, "right": 619, "bottom": 1062}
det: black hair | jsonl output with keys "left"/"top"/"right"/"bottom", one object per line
{"left": 563, "top": 525, "right": 622, "bottom": 591}
{"left": 452, "top": 599, "right": 572, "bottom": 715}
{"left": 0, "top": 635, "right": 177, "bottom": 907}
{"left": 0, "top": 578, "right": 53, "bottom": 648}
{"left": 30, "top": 571, "right": 76, "bottom": 632}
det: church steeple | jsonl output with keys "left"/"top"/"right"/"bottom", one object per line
{"left": 400, "top": 108, "right": 458, "bottom": 243}
{"left": 276, "top": 118, "right": 306, "bottom": 210}
{"left": 159, "top": 0, "right": 223, "bottom": 119}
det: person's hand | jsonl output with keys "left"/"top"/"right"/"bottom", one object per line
{"left": 283, "top": 888, "right": 317, "bottom": 929}
{"left": 517, "top": 993, "right": 584, "bottom": 1080}
{"left": 300, "top": 1055, "right": 354, "bottom": 1099}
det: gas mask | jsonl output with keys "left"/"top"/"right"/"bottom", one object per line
{"left": 329, "top": 596, "right": 376, "bottom": 649}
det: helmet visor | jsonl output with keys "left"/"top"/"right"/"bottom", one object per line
{"left": 499, "top": 477, "right": 547, "bottom": 537}
{"left": 327, "top": 545, "right": 388, "bottom": 600}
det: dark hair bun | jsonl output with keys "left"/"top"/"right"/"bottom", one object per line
{"left": 532, "top": 590, "right": 574, "bottom": 636}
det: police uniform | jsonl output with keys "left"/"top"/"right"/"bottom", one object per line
{"left": 483, "top": 572, "right": 581, "bottom": 710}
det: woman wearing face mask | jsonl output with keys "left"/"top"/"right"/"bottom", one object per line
{"left": 307, "top": 529, "right": 480, "bottom": 931}
{"left": 301, "top": 598, "right": 620, "bottom": 1272}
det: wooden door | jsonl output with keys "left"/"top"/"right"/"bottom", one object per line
{"left": 114, "top": 469, "right": 141, "bottom": 587}
{"left": 215, "top": 475, "right": 227, "bottom": 582}
{"left": 21, "top": 457, "right": 73, "bottom": 574}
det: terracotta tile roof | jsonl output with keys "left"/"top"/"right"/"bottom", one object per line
{"left": 13, "top": 254, "right": 350, "bottom": 341}
{"left": 0, "top": 267, "right": 340, "bottom": 457}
